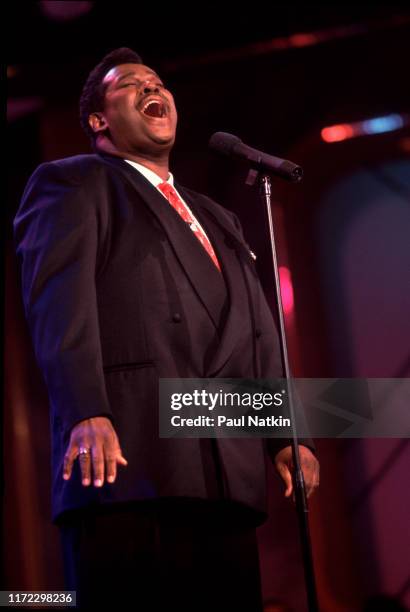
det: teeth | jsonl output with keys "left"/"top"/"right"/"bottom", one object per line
{"left": 142, "top": 99, "right": 164, "bottom": 113}
{"left": 143, "top": 100, "right": 157, "bottom": 111}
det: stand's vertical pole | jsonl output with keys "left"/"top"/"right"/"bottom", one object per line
{"left": 260, "top": 174, "right": 319, "bottom": 612}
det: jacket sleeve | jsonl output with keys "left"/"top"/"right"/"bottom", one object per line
{"left": 13, "top": 161, "right": 113, "bottom": 440}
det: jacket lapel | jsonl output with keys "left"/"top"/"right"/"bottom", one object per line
{"left": 179, "top": 188, "right": 258, "bottom": 377}
{"left": 99, "top": 155, "right": 226, "bottom": 331}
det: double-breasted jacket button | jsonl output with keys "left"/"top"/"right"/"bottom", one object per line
{"left": 172, "top": 313, "right": 182, "bottom": 323}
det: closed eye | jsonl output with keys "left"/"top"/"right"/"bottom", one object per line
{"left": 118, "top": 82, "right": 138, "bottom": 89}
{"left": 119, "top": 81, "right": 166, "bottom": 89}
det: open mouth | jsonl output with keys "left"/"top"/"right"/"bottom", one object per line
{"left": 140, "top": 99, "right": 167, "bottom": 118}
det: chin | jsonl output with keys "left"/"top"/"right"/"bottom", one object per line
{"left": 152, "top": 134, "right": 175, "bottom": 147}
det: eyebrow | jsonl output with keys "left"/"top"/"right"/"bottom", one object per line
{"left": 116, "top": 70, "right": 161, "bottom": 83}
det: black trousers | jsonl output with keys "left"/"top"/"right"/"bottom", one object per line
{"left": 59, "top": 500, "right": 264, "bottom": 611}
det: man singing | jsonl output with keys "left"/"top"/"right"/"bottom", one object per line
{"left": 13, "top": 48, "right": 319, "bottom": 610}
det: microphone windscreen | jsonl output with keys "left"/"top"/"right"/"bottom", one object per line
{"left": 208, "top": 132, "right": 242, "bottom": 156}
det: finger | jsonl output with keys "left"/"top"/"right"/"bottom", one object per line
{"left": 277, "top": 463, "right": 293, "bottom": 498}
{"left": 105, "top": 449, "right": 119, "bottom": 484}
{"left": 105, "top": 443, "right": 128, "bottom": 483}
{"left": 79, "top": 451, "right": 92, "bottom": 486}
{"left": 109, "top": 434, "right": 128, "bottom": 466}
{"left": 105, "top": 457, "right": 117, "bottom": 484}
{"left": 63, "top": 444, "right": 79, "bottom": 480}
{"left": 303, "top": 465, "right": 317, "bottom": 498}
{"left": 108, "top": 434, "right": 128, "bottom": 464}
{"left": 303, "top": 472, "right": 314, "bottom": 498}
{"left": 91, "top": 445, "right": 105, "bottom": 487}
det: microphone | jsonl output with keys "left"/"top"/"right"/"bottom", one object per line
{"left": 209, "top": 132, "right": 303, "bottom": 182}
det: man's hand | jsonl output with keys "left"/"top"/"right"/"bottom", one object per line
{"left": 274, "top": 445, "right": 319, "bottom": 500}
{"left": 63, "top": 416, "right": 128, "bottom": 487}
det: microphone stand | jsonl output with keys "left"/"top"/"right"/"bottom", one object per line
{"left": 245, "top": 169, "right": 319, "bottom": 612}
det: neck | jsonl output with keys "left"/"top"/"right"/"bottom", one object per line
{"left": 96, "top": 138, "right": 170, "bottom": 181}
{"left": 125, "top": 154, "right": 170, "bottom": 181}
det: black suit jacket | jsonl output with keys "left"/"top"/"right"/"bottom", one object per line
{"left": 13, "top": 153, "right": 307, "bottom": 524}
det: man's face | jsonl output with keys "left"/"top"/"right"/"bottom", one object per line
{"left": 93, "top": 63, "right": 178, "bottom": 155}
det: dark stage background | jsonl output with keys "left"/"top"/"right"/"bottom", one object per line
{"left": 4, "top": 4, "right": 410, "bottom": 611}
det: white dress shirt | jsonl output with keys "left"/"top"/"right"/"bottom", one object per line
{"left": 125, "top": 159, "right": 213, "bottom": 244}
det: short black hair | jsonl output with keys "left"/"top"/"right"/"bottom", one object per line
{"left": 79, "top": 47, "right": 142, "bottom": 143}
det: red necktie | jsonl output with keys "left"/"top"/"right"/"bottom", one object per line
{"left": 158, "top": 182, "right": 221, "bottom": 272}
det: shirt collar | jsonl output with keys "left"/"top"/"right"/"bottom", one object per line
{"left": 124, "top": 159, "right": 174, "bottom": 188}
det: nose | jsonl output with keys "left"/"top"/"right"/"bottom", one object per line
{"left": 142, "top": 81, "right": 160, "bottom": 94}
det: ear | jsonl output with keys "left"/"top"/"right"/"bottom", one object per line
{"left": 88, "top": 112, "right": 108, "bottom": 134}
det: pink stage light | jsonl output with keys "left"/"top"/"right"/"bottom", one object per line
{"left": 321, "top": 124, "right": 356, "bottom": 143}
{"left": 279, "top": 267, "right": 295, "bottom": 315}
{"left": 321, "top": 114, "right": 407, "bottom": 143}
